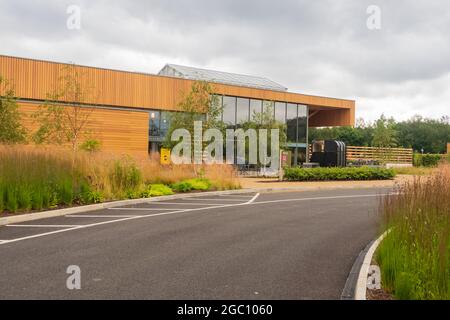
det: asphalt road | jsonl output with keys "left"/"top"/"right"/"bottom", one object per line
{"left": 0, "top": 188, "right": 390, "bottom": 299}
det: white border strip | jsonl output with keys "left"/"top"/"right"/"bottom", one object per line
{"left": 6, "top": 224, "right": 80, "bottom": 228}
{"left": 355, "top": 231, "right": 388, "bottom": 300}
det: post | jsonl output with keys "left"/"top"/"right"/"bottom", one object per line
{"left": 279, "top": 149, "right": 284, "bottom": 181}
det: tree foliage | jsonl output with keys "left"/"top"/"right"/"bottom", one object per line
{"left": 0, "top": 76, "right": 27, "bottom": 143}
{"left": 309, "top": 115, "right": 450, "bottom": 153}
{"left": 32, "top": 65, "right": 97, "bottom": 152}
{"left": 164, "top": 81, "right": 224, "bottom": 149}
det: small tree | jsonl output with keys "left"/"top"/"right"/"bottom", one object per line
{"left": 0, "top": 76, "right": 27, "bottom": 143}
{"left": 164, "top": 81, "right": 224, "bottom": 151}
{"left": 32, "top": 64, "right": 97, "bottom": 152}
{"left": 372, "top": 114, "right": 398, "bottom": 148}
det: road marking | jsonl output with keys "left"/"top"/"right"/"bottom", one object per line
{"left": 130, "top": 202, "right": 229, "bottom": 206}
{"left": 108, "top": 208, "right": 188, "bottom": 212}
{"left": 66, "top": 215, "right": 139, "bottom": 218}
{"left": 217, "top": 194, "right": 255, "bottom": 198}
{"left": 252, "top": 193, "right": 384, "bottom": 205}
{"left": 0, "top": 192, "right": 391, "bottom": 245}
{"left": 0, "top": 216, "right": 142, "bottom": 244}
{"left": 108, "top": 207, "right": 176, "bottom": 211}
{"left": 246, "top": 193, "right": 260, "bottom": 204}
{"left": 181, "top": 198, "right": 247, "bottom": 202}
{"left": 6, "top": 224, "right": 81, "bottom": 228}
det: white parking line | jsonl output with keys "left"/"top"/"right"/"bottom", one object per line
{"left": 246, "top": 193, "right": 260, "bottom": 204}
{"left": 128, "top": 202, "right": 229, "bottom": 206}
{"left": 109, "top": 207, "right": 180, "bottom": 211}
{"left": 6, "top": 224, "right": 81, "bottom": 228}
{"left": 181, "top": 198, "right": 248, "bottom": 202}
{"left": 252, "top": 193, "right": 383, "bottom": 205}
{"left": 0, "top": 193, "right": 390, "bottom": 245}
{"left": 66, "top": 215, "right": 138, "bottom": 218}
{"left": 217, "top": 194, "right": 255, "bottom": 198}
{"left": 108, "top": 208, "right": 188, "bottom": 212}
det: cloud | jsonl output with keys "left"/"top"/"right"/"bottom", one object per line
{"left": 0, "top": 0, "right": 449, "bottom": 121}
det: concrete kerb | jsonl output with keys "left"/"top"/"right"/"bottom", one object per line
{"left": 341, "top": 231, "right": 388, "bottom": 300}
{"left": 0, "top": 184, "right": 391, "bottom": 226}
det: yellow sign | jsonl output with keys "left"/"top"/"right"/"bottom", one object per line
{"left": 160, "top": 148, "right": 171, "bottom": 165}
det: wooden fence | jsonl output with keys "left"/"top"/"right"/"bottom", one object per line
{"left": 346, "top": 146, "right": 413, "bottom": 164}
{"left": 308, "top": 145, "right": 413, "bottom": 164}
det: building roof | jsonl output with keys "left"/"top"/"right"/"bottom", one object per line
{"left": 158, "top": 64, "right": 288, "bottom": 92}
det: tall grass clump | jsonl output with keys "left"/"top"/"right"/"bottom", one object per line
{"left": 0, "top": 145, "right": 79, "bottom": 212}
{"left": 377, "top": 164, "right": 450, "bottom": 299}
{"left": 0, "top": 145, "right": 240, "bottom": 214}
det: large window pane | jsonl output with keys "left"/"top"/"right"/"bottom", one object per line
{"left": 263, "top": 101, "right": 275, "bottom": 119}
{"left": 209, "top": 95, "right": 223, "bottom": 122}
{"left": 249, "top": 99, "right": 262, "bottom": 122}
{"left": 222, "top": 96, "right": 236, "bottom": 126}
{"left": 160, "top": 111, "right": 171, "bottom": 137}
{"left": 149, "top": 110, "right": 160, "bottom": 137}
{"left": 236, "top": 97, "right": 250, "bottom": 125}
{"left": 297, "top": 104, "right": 308, "bottom": 143}
{"left": 275, "top": 102, "right": 286, "bottom": 124}
{"left": 286, "top": 103, "right": 297, "bottom": 143}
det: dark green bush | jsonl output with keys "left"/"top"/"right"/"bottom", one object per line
{"left": 283, "top": 166, "right": 395, "bottom": 181}
{"left": 413, "top": 153, "right": 445, "bottom": 167}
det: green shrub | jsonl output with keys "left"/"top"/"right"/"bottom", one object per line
{"left": 283, "top": 166, "right": 395, "bottom": 181}
{"left": 170, "top": 178, "right": 212, "bottom": 193}
{"left": 413, "top": 153, "right": 444, "bottom": 167}
{"left": 184, "top": 178, "right": 211, "bottom": 191}
{"left": 79, "top": 139, "right": 101, "bottom": 152}
{"left": 141, "top": 184, "right": 174, "bottom": 197}
{"left": 110, "top": 158, "right": 143, "bottom": 194}
{"left": 171, "top": 181, "right": 193, "bottom": 193}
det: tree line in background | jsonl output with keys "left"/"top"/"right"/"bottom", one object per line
{"left": 309, "top": 115, "right": 450, "bottom": 154}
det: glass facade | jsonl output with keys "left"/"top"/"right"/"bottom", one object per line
{"left": 222, "top": 96, "right": 236, "bottom": 126}
{"left": 249, "top": 99, "right": 262, "bottom": 122}
{"left": 149, "top": 95, "right": 309, "bottom": 166}
{"left": 274, "top": 102, "right": 286, "bottom": 124}
{"left": 286, "top": 103, "right": 297, "bottom": 144}
{"left": 148, "top": 110, "right": 175, "bottom": 153}
{"left": 236, "top": 97, "right": 250, "bottom": 125}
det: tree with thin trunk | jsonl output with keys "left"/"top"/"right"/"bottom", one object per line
{"left": 0, "top": 75, "right": 27, "bottom": 143}
{"left": 32, "top": 64, "right": 98, "bottom": 153}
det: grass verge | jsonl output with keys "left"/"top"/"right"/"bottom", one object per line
{"left": 376, "top": 164, "right": 450, "bottom": 299}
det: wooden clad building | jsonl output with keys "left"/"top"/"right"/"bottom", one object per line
{"left": 0, "top": 55, "right": 355, "bottom": 161}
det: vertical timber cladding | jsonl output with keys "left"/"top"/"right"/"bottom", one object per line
{"left": 0, "top": 55, "right": 355, "bottom": 124}
{"left": 17, "top": 102, "right": 149, "bottom": 156}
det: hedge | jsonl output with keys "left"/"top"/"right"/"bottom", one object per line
{"left": 283, "top": 166, "right": 395, "bottom": 181}
{"left": 413, "top": 153, "right": 448, "bottom": 167}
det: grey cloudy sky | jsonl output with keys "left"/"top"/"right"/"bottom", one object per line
{"left": 1, "top": 0, "right": 449, "bottom": 122}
